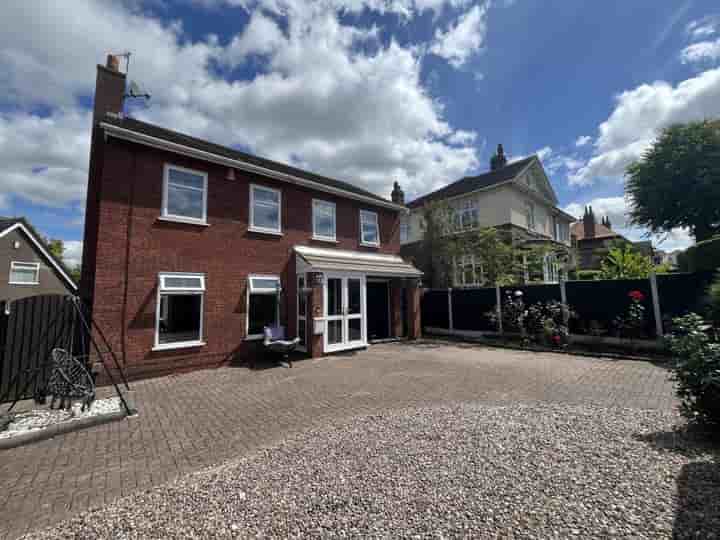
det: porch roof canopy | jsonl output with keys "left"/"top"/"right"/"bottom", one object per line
{"left": 294, "top": 245, "right": 422, "bottom": 277}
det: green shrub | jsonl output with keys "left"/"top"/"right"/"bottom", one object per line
{"left": 576, "top": 270, "right": 601, "bottom": 281}
{"left": 666, "top": 313, "right": 720, "bottom": 426}
{"left": 679, "top": 236, "right": 720, "bottom": 272}
{"left": 709, "top": 271, "right": 720, "bottom": 326}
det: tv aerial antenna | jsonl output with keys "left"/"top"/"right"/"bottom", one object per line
{"left": 113, "top": 52, "right": 151, "bottom": 102}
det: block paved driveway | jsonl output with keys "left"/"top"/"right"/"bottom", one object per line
{"left": 0, "top": 340, "right": 676, "bottom": 539}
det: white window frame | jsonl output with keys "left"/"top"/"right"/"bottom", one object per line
{"left": 161, "top": 164, "right": 208, "bottom": 225}
{"left": 543, "top": 253, "right": 560, "bottom": 284}
{"left": 9, "top": 261, "right": 40, "bottom": 285}
{"left": 457, "top": 199, "right": 479, "bottom": 231}
{"left": 526, "top": 202, "right": 536, "bottom": 231}
{"left": 360, "top": 210, "right": 380, "bottom": 247}
{"left": 249, "top": 184, "right": 282, "bottom": 235}
{"left": 453, "top": 255, "right": 484, "bottom": 288}
{"left": 400, "top": 219, "right": 409, "bottom": 243}
{"left": 297, "top": 275, "right": 307, "bottom": 352}
{"left": 246, "top": 274, "right": 281, "bottom": 340}
{"left": 312, "top": 199, "right": 337, "bottom": 242}
{"left": 154, "top": 272, "right": 206, "bottom": 351}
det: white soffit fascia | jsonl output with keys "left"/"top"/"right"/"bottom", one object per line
{"left": 100, "top": 123, "right": 407, "bottom": 213}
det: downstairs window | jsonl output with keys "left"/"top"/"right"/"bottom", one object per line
{"left": 247, "top": 275, "right": 281, "bottom": 338}
{"left": 156, "top": 273, "right": 205, "bottom": 349}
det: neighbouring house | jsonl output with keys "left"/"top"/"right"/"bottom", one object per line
{"left": 0, "top": 217, "right": 78, "bottom": 303}
{"left": 400, "top": 144, "right": 575, "bottom": 286}
{"left": 80, "top": 55, "right": 422, "bottom": 381}
{"left": 570, "top": 207, "right": 653, "bottom": 270}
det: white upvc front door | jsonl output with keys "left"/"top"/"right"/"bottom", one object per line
{"left": 324, "top": 273, "right": 366, "bottom": 352}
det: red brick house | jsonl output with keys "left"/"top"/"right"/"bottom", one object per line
{"left": 81, "top": 56, "right": 422, "bottom": 381}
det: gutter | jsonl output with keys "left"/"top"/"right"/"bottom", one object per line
{"left": 100, "top": 122, "right": 407, "bottom": 213}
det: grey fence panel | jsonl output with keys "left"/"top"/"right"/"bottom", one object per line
{"left": 452, "top": 288, "right": 497, "bottom": 331}
{"left": 421, "top": 290, "right": 450, "bottom": 329}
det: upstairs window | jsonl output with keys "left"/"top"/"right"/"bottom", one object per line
{"left": 525, "top": 202, "right": 536, "bottom": 231}
{"left": 312, "top": 199, "right": 336, "bottom": 241}
{"left": 9, "top": 261, "right": 40, "bottom": 285}
{"left": 455, "top": 199, "right": 479, "bottom": 231}
{"left": 400, "top": 218, "right": 409, "bottom": 243}
{"left": 156, "top": 272, "right": 205, "bottom": 349}
{"left": 247, "top": 275, "right": 281, "bottom": 338}
{"left": 162, "top": 165, "right": 207, "bottom": 223}
{"left": 360, "top": 210, "right": 379, "bottom": 246}
{"left": 250, "top": 184, "right": 282, "bottom": 234}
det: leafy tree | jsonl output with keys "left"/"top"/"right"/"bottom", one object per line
{"left": 417, "top": 200, "right": 457, "bottom": 287}
{"left": 626, "top": 120, "right": 720, "bottom": 241}
{"left": 46, "top": 238, "right": 64, "bottom": 261}
{"left": 599, "top": 244, "right": 653, "bottom": 279}
{"left": 44, "top": 237, "right": 81, "bottom": 285}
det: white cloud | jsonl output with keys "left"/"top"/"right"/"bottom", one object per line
{"left": 62, "top": 240, "right": 83, "bottom": 268}
{"left": 0, "top": 108, "right": 91, "bottom": 206}
{"left": 563, "top": 196, "right": 694, "bottom": 251}
{"left": 681, "top": 38, "right": 720, "bottom": 64}
{"left": 430, "top": 3, "right": 489, "bottom": 68}
{"left": 574, "top": 135, "right": 591, "bottom": 147}
{"left": 569, "top": 67, "right": 720, "bottom": 186}
{"left": 0, "top": 0, "right": 480, "bottom": 206}
{"left": 446, "top": 129, "right": 477, "bottom": 145}
{"left": 194, "top": 0, "right": 472, "bottom": 18}
{"left": 535, "top": 146, "right": 552, "bottom": 161}
{"left": 687, "top": 16, "right": 718, "bottom": 39}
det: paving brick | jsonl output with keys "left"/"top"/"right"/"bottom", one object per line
{"left": 0, "top": 341, "right": 677, "bottom": 538}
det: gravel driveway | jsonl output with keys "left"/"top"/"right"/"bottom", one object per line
{"left": 23, "top": 401, "right": 720, "bottom": 539}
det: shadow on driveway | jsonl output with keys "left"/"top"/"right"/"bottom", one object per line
{"left": 636, "top": 425, "right": 720, "bottom": 538}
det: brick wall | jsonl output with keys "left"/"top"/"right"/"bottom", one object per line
{"left": 86, "top": 135, "right": 401, "bottom": 380}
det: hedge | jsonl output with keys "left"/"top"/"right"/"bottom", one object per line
{"left": 678, "top": 236, "right": 720, "bottom": 272}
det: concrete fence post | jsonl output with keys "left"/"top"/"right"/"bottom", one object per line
{"left": 447, "top": 288, "right": 453, "bottom": 331}
{"left": 559, "top": 277, "right": 569, "bottom": 326}
{"left": 649, "top": 271, "right": 663, "bottom": 338}
{"left": 495, "top": 284, "right": 503, "bottom": 334}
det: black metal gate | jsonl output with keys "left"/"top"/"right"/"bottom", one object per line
{"left": 0, "top": 294, "right": 85, "bottom": 404}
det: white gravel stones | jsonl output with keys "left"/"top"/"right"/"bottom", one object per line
{"left": 22, "top": 402, "right": 719, "bottom": 539}
{"left": 0, "top": 398, "right": 122, "bottom": 440}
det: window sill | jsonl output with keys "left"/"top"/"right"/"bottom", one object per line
{"left": 360, "top": 242, "right": 380, "bottom": 248}
{"left": 311, "top": 236, "right": 338, "bottom": 243}
{"left": 248, "top": 226, "right": 283, "bottom": 237}
{"left": 9, "top": 282, "right": 39, "bottom": 286}
{"left": 152, "top": 341, "right": 206, "bottom": 352}
{"left": 157, "top": 216, "right": 209, "bottom": 227}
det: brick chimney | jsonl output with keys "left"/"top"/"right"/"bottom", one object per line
{"left": 391, "top": 181, "right": 405, "bottom": 205}
{"left": 583, "top": 206, "right": 595, "bottom": 238}
{"left": 92, "top": 54, "right": 126, "bottom": 125}
{"left": 490, "top": 144, "right": 507, "bottom": 170}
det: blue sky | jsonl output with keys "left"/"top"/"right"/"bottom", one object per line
{"left": 2, "top": 0, "right": 720, "bottom": 266}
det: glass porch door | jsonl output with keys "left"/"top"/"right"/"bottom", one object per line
{"left": 324, "top": 273, "right": 366, "bottom": 352}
